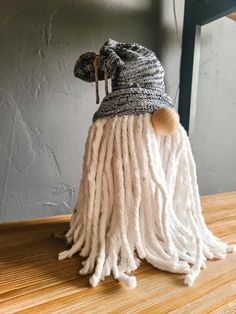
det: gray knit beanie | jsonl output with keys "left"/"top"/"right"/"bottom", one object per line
{"left": 74, "top": 39, "right": 173, "bottom": 122}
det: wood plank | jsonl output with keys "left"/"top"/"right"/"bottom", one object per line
{"left": 178, "top": 0, "right": 199, "bottom": 133}
{"left": 195, "top": 0, "right": 236, "bottom": 25}
{"left": 0, "top": 192, "right": 235, "bottom": 313}
{"left": 227, "top": 12, "right": 236, "bottom": 21}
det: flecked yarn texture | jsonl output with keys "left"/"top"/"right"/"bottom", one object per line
{"left": 74, "top": 39, "right": 173, "bottom": 122}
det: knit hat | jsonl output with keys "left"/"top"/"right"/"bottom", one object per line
{"left": 74, "top": 39, "right": 173, "bottom": 121}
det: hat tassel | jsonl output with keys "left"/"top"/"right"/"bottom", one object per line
{"left": 104, "top": 72, "right": 109, "bottom": 96}
{"left": 93, "top": 55, "right": 100, "bottom": 104}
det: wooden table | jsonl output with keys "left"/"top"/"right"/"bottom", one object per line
{"left": 0, "top": 192, "right": 235, "bottom": 313}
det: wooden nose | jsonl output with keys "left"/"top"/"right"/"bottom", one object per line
{"left": 151, "top": 107, "right": 180, "bottom": 135}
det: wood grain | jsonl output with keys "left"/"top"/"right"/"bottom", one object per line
{"left": 0, "top": 192, "right": 235, "bottom": 314}
{"left": 227, "top": 12, "right": 236, "bottom": 21}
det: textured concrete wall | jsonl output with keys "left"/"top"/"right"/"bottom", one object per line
{"left": 1, "top": 0, "right": 181, "bottom": 222}
{"left": 191, "top": 17, "right": 236, "bottom": 195}
{"left": 1, "top": 0, "right": 234, "bottom": 222}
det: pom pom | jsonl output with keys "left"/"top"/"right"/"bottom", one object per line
{"left": 151, "top": 107, "right": 179, "bottom": 135}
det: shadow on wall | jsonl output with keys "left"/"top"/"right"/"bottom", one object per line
{"left": 0, "top": 0, "right": 169, "bottom": 222}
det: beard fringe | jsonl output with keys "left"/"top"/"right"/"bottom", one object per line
{"left": 59, "top": 113, "right": 235, "bottom": 288}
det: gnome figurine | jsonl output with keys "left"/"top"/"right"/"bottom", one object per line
{"left": 59, "top": 39, "right": 235, "bottom": 288}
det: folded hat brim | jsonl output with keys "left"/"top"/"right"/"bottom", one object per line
{"left": 93, "top": 87, "right": 173, "bottom": 121}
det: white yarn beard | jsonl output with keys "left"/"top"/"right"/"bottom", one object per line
{"left": 59, "top": 113, "right": 235, "bottom": 288}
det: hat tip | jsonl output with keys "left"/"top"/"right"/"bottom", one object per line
{"left": 105, "top": 38, "right": 119, "bottom": 47}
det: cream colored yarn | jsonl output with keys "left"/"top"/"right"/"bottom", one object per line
{"left": 59, "top": 113, "right": 235, "bottom": 288}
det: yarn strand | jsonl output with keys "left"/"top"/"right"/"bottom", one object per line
{"left": 59, "top": 113, "right": 235, "bottom": 288}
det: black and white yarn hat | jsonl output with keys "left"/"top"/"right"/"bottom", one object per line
{"left": 74, "top": 39, "right": 174, "bottom": 122}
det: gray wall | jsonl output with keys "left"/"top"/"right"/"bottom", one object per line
{"left": 191, "top": 17, "right": 236, "bottom": 195}
{"left": 0, "top": 0, "right": 171, "bottom": 222}
{"left": 0, "top": 0, "right": 235, "bottom": 222}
